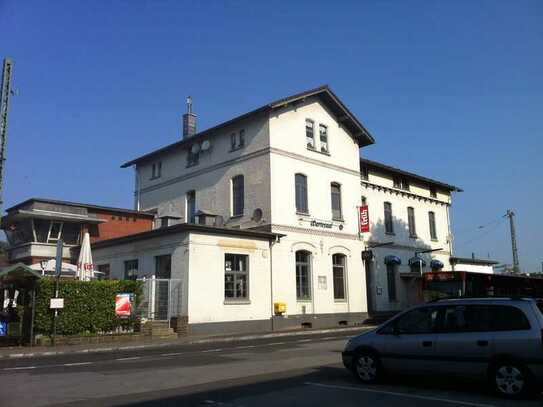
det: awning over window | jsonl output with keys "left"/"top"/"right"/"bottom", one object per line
{"left": 430, "top": 259, "right": 444, "bottom": 269}
{"left": 408, "top": 256, "right": 426, "bottom": 267}
{"left": 384, "top": 255, "right": 401, "bottom": 265}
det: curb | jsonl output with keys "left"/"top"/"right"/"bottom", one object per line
{"left": 0, "top": 326, "right": 372, "bottom": 360}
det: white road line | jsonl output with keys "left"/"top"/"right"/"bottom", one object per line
{"left": 265, "top": 342, "right": 287, "bottom": 346}
{"left": 201, "top": 348, "right": 223, "bottom": 353}
{"left": 234, "top": 345, "right": 257, "bottom": 349}
{"left": 296, "top": 339, "right": 312, "bottom": 343}
{"left": 304, "top": 382, "right": 496, "bottom": 407}
{"left": 63, "top": 362, "right": 93, "bottom": 367}
{"left": 320, "top": 337, "right": 337, "bottom": 340}
{"left": 3, "top": 366, "right": 37, "bottom": 371}
{"left": 161, "top": 352, "right": 184, "bottom": 356}
{"left": 115, "top": 356, "right": 141, "bottom": 361}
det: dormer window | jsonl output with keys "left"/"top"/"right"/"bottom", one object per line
{"left": 393, "top": 177, "right": 409, "bottom": 191}
{"left": 305, "top": 119, "right": 315, "bottom": 150}
{"left": 151, "top": 162, "right": 162, "bottom": 179}
{"left": 319, "top": 124, "right": 328, "bottom": 153}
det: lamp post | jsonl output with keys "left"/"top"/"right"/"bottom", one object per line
{"left": 415, "top": 248, "right": 443, "bottom": 275}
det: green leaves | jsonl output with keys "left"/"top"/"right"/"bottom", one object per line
{"left": 34, "top": 279, "right": 142, "bottom": 337}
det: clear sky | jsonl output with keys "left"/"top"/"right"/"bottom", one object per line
{"left": 1, "top": 1, "right": 541, "bottom": 272}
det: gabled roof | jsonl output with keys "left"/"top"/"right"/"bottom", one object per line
{"left": 360, "top": 158, "right": 463, "bottom": 192}
{"left": 5, "top": 198, "right": 155, "bottom": 217}
{"left": 121, "top": 85, "right": 375, "bottom": 168}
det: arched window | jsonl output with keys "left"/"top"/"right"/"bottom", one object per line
{"left": 232, "top": 175, "right": 244, "bottom": 216}
{"left": 332, "top": 254, "right": 347, "bottom": 300}
{"left": 295, "top": 250, "right": 311, "bottom": 300}
{"left": 295, "top": 174, "right": 308, "bottom": 214}
{"left": 331, "top": 183, "right": 342, "bottom": 220}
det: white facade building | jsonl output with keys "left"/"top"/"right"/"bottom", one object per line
{"left": 93, "top": 85, "right": 461, "bottom": 333}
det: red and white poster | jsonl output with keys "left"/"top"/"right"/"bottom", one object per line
{"left": 115, "top": 293, "right": 133, "bottom": 318}
{"left": 359, "top": 205, "right": 370, "bottom": 233}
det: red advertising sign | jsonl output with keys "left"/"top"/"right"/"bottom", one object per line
{"left": 115, "top": 293, "right": 134, "bottom": 318}
{"left": 359, "top": 205, "right": 370, "bottom": 233}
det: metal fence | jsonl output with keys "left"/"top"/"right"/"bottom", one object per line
{"left": 137, "top": 278, "right": 182, "bottom": 322}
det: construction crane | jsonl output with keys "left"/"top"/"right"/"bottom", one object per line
{"left": 0, "top": 58, "right": 14, "bottom": 225}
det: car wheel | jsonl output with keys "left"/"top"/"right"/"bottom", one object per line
{"left": 489, "top": 361, "right": 532, "bottom": 399}
{"left": 353, "top": 352, "right": 381, "bottom": 384}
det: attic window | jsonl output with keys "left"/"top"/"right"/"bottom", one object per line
{"left": 305, "top": 119, "right": 315, "bottom": 149}
{"left": 151, "top": 162, "right": 162, "bottom": 179}
{"left": 393, "top": 177, "right": 409, "bottom": 191}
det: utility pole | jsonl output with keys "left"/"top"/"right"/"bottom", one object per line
{"left": 0, "top": 58, "right": 14, "bottom": 225}
{"left": 505, "top": 209, "right": 520, "bottom": 273}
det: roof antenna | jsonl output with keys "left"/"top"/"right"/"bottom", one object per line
{"left": 187, "top": 96, "right": 192, "bottom": 114}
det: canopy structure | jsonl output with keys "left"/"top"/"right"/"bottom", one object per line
{"left": 430, "top": 259, "right": 445, "bottom": 270}
{"left": 408, "top": 256, "right": 427, "bottom": 267}
{"left": 384, "top": 255, "right": 401, "bottom": 265}
{"left": 29, "top": 260, "right": 77, "bottom": 277}
{"left": 0, "top": 263, "right": 42, "bottom": 289}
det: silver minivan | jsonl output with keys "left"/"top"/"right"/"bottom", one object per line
{"left": 343, "top": 298, "right": 543, "bottom": 398}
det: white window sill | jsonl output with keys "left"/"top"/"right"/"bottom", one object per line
{"left": 224, "top": 300, "right": 251, "bottom": 305}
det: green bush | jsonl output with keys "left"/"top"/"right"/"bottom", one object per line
{"left": 34, "top": 279, "right": 142, "bottom": 337}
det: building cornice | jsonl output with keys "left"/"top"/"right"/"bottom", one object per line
{"left": 361, "top": 180, "right": 451, "bottom": 206}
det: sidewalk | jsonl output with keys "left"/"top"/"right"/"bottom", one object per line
{"left": 0, "top": 325, "right": 374, "bottom": 360}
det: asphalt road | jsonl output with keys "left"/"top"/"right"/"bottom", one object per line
{"left": 0, "top": 330, "right": 540, "bottom": 407}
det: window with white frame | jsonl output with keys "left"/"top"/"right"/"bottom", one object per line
{"left": 305, "top": 119, "right": 315, "bottom": 149}
{"left": 384, "top": 202, "right": 394, "bottom": 234}
{"left": 48, "top": 222, "right": 63, "bottom": 243}
{"left": 295, "top": 173, "right": 308, "bottom": 214}
{"left": 319, "top": 124, "right": 329, "bottom": 153}
{"left": 230, "top": 129, "right": 246, "bottom": 151}
{"left": 295, "top": 250, "right": 311, "bottom": 300}
{"left": 429, "top": 211, "right": 438, "bottom": 240}
{"left": 225, "top": 253, "right": 248, "bottom": 300}
{"left": 331, "top": 182, "right": 342, "bottom": 220}
{"left": 407, "top": 207, "right": 416, "bottom": 238}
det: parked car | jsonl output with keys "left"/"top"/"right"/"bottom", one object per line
{"left": 342, "top": 297, "right": 543, "bottom": 398}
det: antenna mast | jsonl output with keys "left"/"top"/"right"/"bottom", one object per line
{"left": 505, "top": 209, "right": 520, "bottom": 273}
{"left": 0, "top": 58, "right": 14, "bottom": 224}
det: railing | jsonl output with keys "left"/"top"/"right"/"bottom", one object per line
{"left": 137, "top": 277, "right": 182, "bottom": 322}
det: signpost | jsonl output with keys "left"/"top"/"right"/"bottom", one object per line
{"left": 51, "top": 239, "right": 63, "bottom": 346}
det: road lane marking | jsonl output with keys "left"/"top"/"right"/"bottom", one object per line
{"left": 115, "top": 357, "right": 141, "bottom": 361}
{"left": 161, "top": 352, "right": 184, "bottom": 356}
{"left": 201, "top": 348, "right": 223, "bottom": 353}
{"left": 3, "top": 366, "right": 37, "bottom": 371}
{"left": 63, "top": 362, "right": 93, "bottom": 367}
{"left": 304, "top": 382, "right": 496, "bottom": 407}
{"left": 296, "top": 339, "right": 312, "bottom": 343}
{"left": 234, "top": 345, "right": 257, "bottom": 349}
{"left": 266, "top": 342, "right": 287, "bottom": 346}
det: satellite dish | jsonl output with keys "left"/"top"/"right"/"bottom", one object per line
{"left": 191, "top": 143, "right": 201, "bottom": 154}
{"left": 201, "top": 140, "right": 211, "bottom": 151}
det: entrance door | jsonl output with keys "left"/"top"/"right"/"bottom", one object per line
{"left": 364, "top": 259, "right": 375, "bottom": 315}
{"left": 154, "top": 255, "right": 171, "bottom": 320}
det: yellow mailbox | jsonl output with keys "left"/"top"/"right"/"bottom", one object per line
{"left": 274, "top": 302, "right": 287, "bottom": 316}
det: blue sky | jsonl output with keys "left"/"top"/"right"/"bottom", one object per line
{"left": 1, "top": 1, "right": 541, "bottom": 271}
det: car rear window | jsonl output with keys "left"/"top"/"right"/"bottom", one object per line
{"left": 439, "top": 304, "right": 530, "bottom": 332}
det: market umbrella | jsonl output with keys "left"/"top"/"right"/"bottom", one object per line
{"left": 77, "top": 232, "right": 94, "bottom": 281}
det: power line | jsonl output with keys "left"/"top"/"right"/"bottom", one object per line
{"left": 455, "top": 218, "right": 507, "bottom": 248}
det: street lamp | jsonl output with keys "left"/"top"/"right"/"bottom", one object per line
{"left": 414, "top": 248, "right": 443, "bottom": 275}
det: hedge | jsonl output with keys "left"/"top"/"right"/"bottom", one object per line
{"left": 34, "top": 279, "right": 142, "bottom": 337}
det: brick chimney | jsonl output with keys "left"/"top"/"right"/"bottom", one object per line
{"left": 182, "top": 96, "right": 197, "bottom": 138}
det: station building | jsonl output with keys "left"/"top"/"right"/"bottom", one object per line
{"left": 89, "top": 85, "right": 461, "bottom": 332}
